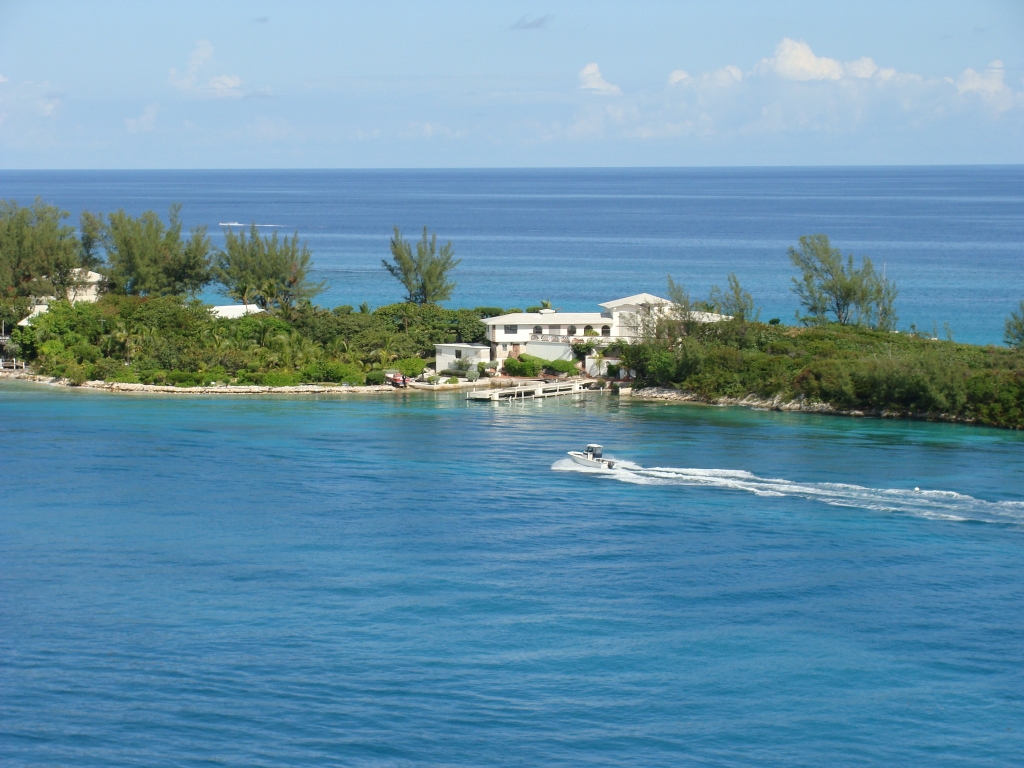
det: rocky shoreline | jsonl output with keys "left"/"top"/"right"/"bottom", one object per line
{"left": 0, "top": 370, "right": 398, "bottom": 395}
{"left": 627, "top": 386, "right": 982, "bottom": 426}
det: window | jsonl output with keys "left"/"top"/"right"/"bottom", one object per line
{"left": 504, "top": 325, "right": 518, "bottom": 335}
{"left": 567, "top": 325, "right": 577, "bottom": 335}
{"left": 601, "top": 325, "right": 611, "bottom": 337}
{"left": 548, "top": 326, "right": 561, "bottom": 335}
{"left": 584, "top": 325, "right": 594, "bottom": 334}
{"left": 454, "top": 349, "right": 462, "bottom": 359}
{"left": 533, "top": 325, "right": 543, "bottom": 334}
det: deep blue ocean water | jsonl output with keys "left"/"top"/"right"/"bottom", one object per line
{"left": 2, "top": 383, "right": 1023, "bottom": 766}
{"left": 1, "top": 167, "right": 1022, "bottom": 345}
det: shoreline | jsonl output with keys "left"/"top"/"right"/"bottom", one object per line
{"left": 0, "top": 370, "right": 589, "bottom": 397}
{"left": 627, "top": 386, "right": 989, "bottom": 428}
{"left": 0, "top": 370, "right": 400, "bottom": 395}
{"left": 0, "top": 371, "right": 1004, "bottom": 428}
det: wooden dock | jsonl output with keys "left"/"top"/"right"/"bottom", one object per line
{"left": 466, "top": 380, "right": 587, "bottom": 402}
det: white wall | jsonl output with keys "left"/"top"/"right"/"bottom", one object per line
{"left": 435, "top": 345, "right": 490, "bottom": 374}
{"left": 522, "top": 341, "right": 573, "bottom": 361}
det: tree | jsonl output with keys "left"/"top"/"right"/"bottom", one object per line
{"left": 100, "top": 204, "right": 212, "bottom": 296}
{"left": 0, "top": 198, "right": 83, "bottom": 301}
{"left": 1005, "top": 301, "right": 1024, "bottom": 349}
{"left": 214, "top": 223, "right": 325, "bottom": 312}
{"left": 788, "top": 234, "right": 897, "bottom": 330}
{"left": 708, "top": 273, "right": 759, "bottom": 323}
{"left": 383, "top": 226, "right": 460, "bottom": 304}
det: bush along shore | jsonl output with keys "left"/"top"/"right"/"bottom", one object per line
{"left": 1, "top": 295, "right": 507, "bottom": 389}
{"left": 619, "top": 321, "right": 1024, "bottom": 429}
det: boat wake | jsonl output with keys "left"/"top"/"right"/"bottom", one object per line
{"left": 551, "top": 458, "right": 1024, "bottom": 525}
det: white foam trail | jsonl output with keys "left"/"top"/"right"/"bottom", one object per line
{"left": 551, "top": 458, "right": 1024, "bottom": 525}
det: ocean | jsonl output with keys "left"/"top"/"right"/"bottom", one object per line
{"left": 1, "top": 384, "right": 1022, "bottom": 766}
{"left": 2, "top": 168, "right": 1024, "bottom": 766}
{"left": 1, "top": 167, "right": 1022, "bottom": 345}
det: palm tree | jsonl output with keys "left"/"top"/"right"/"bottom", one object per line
{"left": 327, "top": 337, "right": 352, "bottom": 362}
{"left": 374, "top": 335, "right": 398, "bottom": 370}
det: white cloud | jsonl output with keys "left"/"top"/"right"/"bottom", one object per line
{"left": 759, "top": 38, "right": 843, "bottom": 81}
{"left": 579, "top": 63, "right": 622, "bottom": 95}
{"left": 126, "top": 103, "right": 159, "bottom": 133}
{"left": 170, "top": 40, "right": 244, "bottom": 98}
{"left": 957, "top": 60, "right": 1007, "bottom": 94}
{"left": 169, "top": 40, "right": 214, "bottom": 90}
{"left": 845, "top": 57, "right": 878, "bottom": 79}
{"left": 402, "top": 121, "right": 467, "bottom": 139}
{"left": 208, "top": 74, "right": 243, "bottom": 99}
{"left": 0, "top": 74, "right": 8, "bottom": 83}
{"left": 667, "top": 70, "right": 690, "bottom": 87}
{"left": 706, "top": 65, "right": 743, "bottom": 87}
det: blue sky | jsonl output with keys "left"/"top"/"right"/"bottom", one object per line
{"left": 1, "top": 0, "right": 1022, "bottom": 167}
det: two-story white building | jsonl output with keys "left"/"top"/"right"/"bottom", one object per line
{"left": 479, "top": 293, "right": 727, "bottom": 364}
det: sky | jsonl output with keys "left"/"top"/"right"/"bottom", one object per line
{"left": 0, "top": 0, "right": 1022, "bottom": 168}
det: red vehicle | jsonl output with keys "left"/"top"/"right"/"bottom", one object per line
{"left": 384, "top": 371, "right": 409, "bottom": 388}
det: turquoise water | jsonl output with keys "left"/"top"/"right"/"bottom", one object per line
{"left": 3, "top": 382, "right": 1023, "bottom": 765}
{"left": 2, "top": 167, "right": 1023, "bottom": 345}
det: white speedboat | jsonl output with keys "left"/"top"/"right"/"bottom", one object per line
{"left": 568, "top": 444, "right": 616, "bottom": 470}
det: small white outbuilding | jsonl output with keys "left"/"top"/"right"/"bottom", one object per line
{"left": 435, "top": 343, "right": 490, "bottom": 374}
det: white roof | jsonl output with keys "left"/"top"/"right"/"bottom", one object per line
{"left": 599, "top": 293, "right": 670, "bottom": 309}
{"left": 210, "top": 304, "right": 264, "bottom": 319}
{"left": 480, "top": 312, "right": 610, "bottom": 326}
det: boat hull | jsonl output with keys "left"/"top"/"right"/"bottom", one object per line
{"left": 567, "top": 451, "right": 616, "bottom": 470}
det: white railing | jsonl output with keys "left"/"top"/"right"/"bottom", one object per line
{"left": 0, "top": 358, "right": 28, "bottom": 370}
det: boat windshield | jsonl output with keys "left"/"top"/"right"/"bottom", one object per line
{"left": 586, "top": 445, "right": 603, "bottom": 458}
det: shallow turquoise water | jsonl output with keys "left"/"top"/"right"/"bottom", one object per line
{"left": 2, "top": 382, "right": 1023, "bottom": 765}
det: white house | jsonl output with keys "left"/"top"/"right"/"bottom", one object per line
{"left": 210, "top": 304, "right": 265, "bottom": 320}
{"left": 479, "top": 293, "right": 728, "bottom": 364}
{"left": 17, "top": 270, "right": 106, "bottom": 326}
{"left": 435, "top": 342, "right": 491, "bottom": 374}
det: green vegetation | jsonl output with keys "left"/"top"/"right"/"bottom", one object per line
{"left": 503, "top": 354, "right": 579, "bottom": 377}
{"left": 1, "top": 199, "right": 93, "bottom": 320}
{"left": 4, "top": 203, "right": 1024, "bottom": 428}
{"left": 213, "top": 223, "right": 325, "bottom": 317}
{"left": 383, "top": 227, "right": 460, "bottom": 304}
{"left": 789, "top": 234, "right": 897, "bottom": 329}
{"left": 1005, "top": 300, "right": 1024, "bottom": 350}
{"left": 7, "top": 295, "right": 506, "bottom": 387}
{"left": 94, "top": 204, "right": 212, "bottom": 297}
{"left": 623, "top": 275, "right": 1024, "bottom": 429}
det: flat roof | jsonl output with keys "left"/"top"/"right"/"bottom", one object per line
{"left": 480, "top": 312, "right": 610, "bottom": 325}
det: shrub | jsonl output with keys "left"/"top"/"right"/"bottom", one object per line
{"left": 261, "top": 371, "right": 303, "bottom": 387}
{"left": 395, "top": 357, "right": 427, "bottom": 377}
{"left": 446, "top": 376, "right": 459, "bottom": 384}
{"left": 365, "top": 370, "right": 386, "bottom": 385}
{"left": 503, "top": 356, "right": 540, "bottom": 377}
{"left": 299, "top": 360, "right": 364, "bottom": 385}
